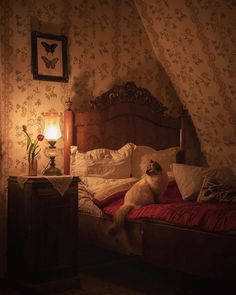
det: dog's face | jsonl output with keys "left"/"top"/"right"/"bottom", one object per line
{"left": 145, "top": 160, "right": 162, "bottom": 176}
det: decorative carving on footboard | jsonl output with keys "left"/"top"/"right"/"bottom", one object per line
{"left": 89, "top": 81, "right": 168, "bottom": 114}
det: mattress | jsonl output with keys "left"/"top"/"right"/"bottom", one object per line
{"left": 78, "top": 178, "right": 236, "bottom": 234}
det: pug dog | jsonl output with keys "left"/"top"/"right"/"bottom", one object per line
{"left": 108, "top": 160, "right": 169, "bottom": 235}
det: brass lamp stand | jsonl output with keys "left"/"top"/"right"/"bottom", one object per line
{"left": 43, "top": 140, "right": 62, "bottom": 176}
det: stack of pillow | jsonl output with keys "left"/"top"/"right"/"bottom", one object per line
{"left": 70, "top": 143, "right": 179, "bottom": 179}
{"left": 70, "top": 143, "right": 236, "bottom": 203}
{"left": 70, "top": 143, "right": 180, "bottom": 204}
{"left": 70, "top": 143, "right": 135, "bottom": 179}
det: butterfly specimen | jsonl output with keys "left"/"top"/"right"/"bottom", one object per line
{"left": 41, "top": 42, "right": 58, "bottom": 54}
{"left": 41, "top": 56, "right": 59, "bottom": 69}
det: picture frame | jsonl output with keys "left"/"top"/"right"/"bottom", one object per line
{"left": 31, "top": 31, "right": 68, "bottom": 82}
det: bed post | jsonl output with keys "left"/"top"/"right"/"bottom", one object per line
{"left": 179, "top": 109, "right": 188, "bottom": 163}
{"left": 64, "top": 98, "right": 73, "bottom": 175}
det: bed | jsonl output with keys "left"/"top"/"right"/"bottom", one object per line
{"left": 64, "top": 81, "right": 236, "bottom": 282}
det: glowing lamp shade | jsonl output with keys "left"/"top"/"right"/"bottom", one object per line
{"left": 44, "top": 116, "right": 62, "bottom": 141}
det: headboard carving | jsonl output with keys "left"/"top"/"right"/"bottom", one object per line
{"left": 89, "top": 81, "right": 168, "bottom": 114}
{"left": 64, "top": 81, "right": 187, "bottom": 174}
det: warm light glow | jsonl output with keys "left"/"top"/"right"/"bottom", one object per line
{"left": 42, "top": 112, "right": 62, "bottom": 141}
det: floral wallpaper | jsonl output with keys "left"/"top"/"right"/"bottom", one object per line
{"left": 69, "top": 0, "right": 181, "bottom": 114}
{"left": 135, "top": 0, "right": 236, "bottom": 174}
{"left": 1, "top": 0, "right": 235, "bottom": 277}
{"left": 0, "top": 0, "right": 181, "bottom": 276}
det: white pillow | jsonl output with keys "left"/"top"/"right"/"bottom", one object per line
{"left": 172, "top": 163, "right": 236, "bottom": 201}
{"left": 81, "top": 176, "right": 138, "bottom": 203}
{"left": 132, "top": 145, "right": 180, "bottom": 178}
{"left": 70, "top": 143, "right": 135, "bottom": 178}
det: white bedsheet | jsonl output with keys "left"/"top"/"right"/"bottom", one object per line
{"left": 78, "top": 177, "right": 139, "bottom": 216}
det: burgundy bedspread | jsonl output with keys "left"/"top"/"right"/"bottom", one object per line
{"left": 95, "top": 182, "right": 236, "bottom": 233}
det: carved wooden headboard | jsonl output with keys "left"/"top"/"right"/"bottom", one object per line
{"left": 64, "top": 82, "right": 186, "bottom": 174}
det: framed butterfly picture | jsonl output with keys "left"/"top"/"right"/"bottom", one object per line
{"left": 31, "top": 31, "right": 68, "bottom": 82}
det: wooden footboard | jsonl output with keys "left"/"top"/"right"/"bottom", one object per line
{"left": 78, "top": 212, "right": 236, "bottom": 282}
{"left": 142, "top": 220, "right": 236, "bottom": 282}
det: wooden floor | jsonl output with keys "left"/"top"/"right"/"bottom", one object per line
{"left": 1, "top": 246, "right": 235, "bottom": 295}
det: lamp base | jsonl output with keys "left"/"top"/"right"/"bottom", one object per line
{"left": 43, "top": 166, "right": 62, "bottom": 176}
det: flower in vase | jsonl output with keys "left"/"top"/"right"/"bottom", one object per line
{"left": 22, "top": 125, "right": 44, "bottom": 164}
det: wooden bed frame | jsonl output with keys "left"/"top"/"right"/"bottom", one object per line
{"left": 64, "top": 81, "right": 186, "bottom": 173}
{"left": 64, "top": 82, "right": 236, "bottom": 282}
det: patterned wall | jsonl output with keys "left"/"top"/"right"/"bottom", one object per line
{"left": 69, "top": 0, "right": 181, "bottom": 115}
{"left": 1, "top": 0, "right": 235, "bottom": 277}
{"left": 135, "top": 0, "right": 236, "bottom": 175}
{"left": 0, "top": 0, "right": 181, "bottom": 276}
{"left": 1, "top": 0, "right": 181, "bottom": 176}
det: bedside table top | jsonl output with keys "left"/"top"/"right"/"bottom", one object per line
{"left": 9, "top": 175, "right": 79, "bottom": 179}
{"left": 9, "top": 175, "right": 80, "bottom": 196}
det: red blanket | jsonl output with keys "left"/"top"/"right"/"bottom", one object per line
{"left": 94, "top": 181, "right": 236, "bottom": 233}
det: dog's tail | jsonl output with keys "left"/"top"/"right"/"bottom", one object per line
{"left": 108, "top": 204, "right": 134, "bottom": 236}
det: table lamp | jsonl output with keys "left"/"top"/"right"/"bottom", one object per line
{"left": 42, "top": 111, "right": 62, "bottom": 176}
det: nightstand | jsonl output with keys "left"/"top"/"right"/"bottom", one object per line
{"left": 7, "top": 176, "right": 80, "bottom": 294}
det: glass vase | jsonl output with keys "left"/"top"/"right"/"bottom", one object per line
{"left": 28, "top": 158, "right": 38, "bottom": 176}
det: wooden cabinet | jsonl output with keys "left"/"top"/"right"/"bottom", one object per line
{"left": 7, "top": 176, "right": 80, "bottom": 293}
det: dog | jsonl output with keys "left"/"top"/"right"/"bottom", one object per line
{"left": 108, "top": 160, "right": 169, "bottom": 235}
